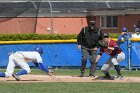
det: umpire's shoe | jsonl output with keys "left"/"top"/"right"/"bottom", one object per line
{"left": 12, "top": 74, "right": 21, "bottom": 81}
{"left": 79, "top": 73, "right": 84, "bottom": 77}
{"left": 89, "top": 73, "right": 95, "bottom": 78}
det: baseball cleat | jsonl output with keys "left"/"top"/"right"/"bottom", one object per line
{"left": 95, "top": 76, "right": 115, "bottom": 80}
{"left": 114, "top": 75, "right": 124, "bottom": 80}
{"left": 12, "top": 74, "right": 21, "bottom": 81}
{"left": 89, "top": 75, "right": 95, "bottom": 78}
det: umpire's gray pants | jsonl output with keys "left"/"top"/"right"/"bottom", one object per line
{"left": 80, "top": 47, "right": 97, "bottom": 76}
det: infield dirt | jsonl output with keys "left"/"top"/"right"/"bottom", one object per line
{"left": 0, "top": 75, "right": 140, "bottom": 83}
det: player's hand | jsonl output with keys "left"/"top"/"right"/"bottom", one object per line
{"left": 94, "top": 47, "right": 98, "bottom": 51}
{"left": 48, "top": 70, "right": 53, "bottom": 76}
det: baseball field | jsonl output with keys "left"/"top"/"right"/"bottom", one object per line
{"left": 0, "top": 69, "right": 140, "bottom": 93}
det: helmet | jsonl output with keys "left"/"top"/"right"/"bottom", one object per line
{"left": 34, "top": 46, "right": 43, "bottom": 54}
{"left": 135, "top": 28, "right": 140, "bottom": 32}
{"left": 103, "top": 32, "right": 109, "bottom": 37}
{"left": 122, "top": 27, "right": 128, "bottom": 32}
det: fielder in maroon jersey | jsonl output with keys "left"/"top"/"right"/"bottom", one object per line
{"left": 95, "top": 32, "right": 125, "bottom": 80}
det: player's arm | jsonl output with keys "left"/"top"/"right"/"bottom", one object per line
{"left": 118, "top": 32, "right": 126, "bottom": 41}
{"left": 34, "top": 63, "right": 52, "bottom": 76}
{"left": 109, "top": 41, "right": 119, "bottom": 51}
{"left": 34, "top": 62, "right": 48, "bottom": 72}
{"left": 108, "top": 46, "right": 119, "bottom": 51}
{"left": 95, "top": 48, "right": 104, "bottom": 63}
{"left": 108, "top": 47, "right": 114, "bottom": 50}
{"left": 118, "top": 35, "right": 123, "bottom": 41}
{"left": 77, "top": 28, "right": 84, "bottom": 45}
{"left": 95, "top": 54, "right": 101, "bottom": 63}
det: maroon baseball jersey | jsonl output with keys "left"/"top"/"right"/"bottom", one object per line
{"left": 100, "top": 39, "right": 122, "bottom": 56}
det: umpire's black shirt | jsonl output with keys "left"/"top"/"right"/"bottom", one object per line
{"left": 77, "top": 26, "right": 102, "bottom": 48}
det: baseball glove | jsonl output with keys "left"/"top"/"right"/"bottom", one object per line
{"left": 98, "top": 40, "right": 108, "bottom": 48}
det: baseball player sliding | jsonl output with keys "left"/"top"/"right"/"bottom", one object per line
{"left": 0, "top": 46, "right": 52, "bottom": 81}
{"left": 95, "top": 32, "right": 125, "bottom": 80}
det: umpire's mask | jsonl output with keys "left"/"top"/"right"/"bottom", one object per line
{"left": 89, "top": 20, "right": 95, "bottom": 30}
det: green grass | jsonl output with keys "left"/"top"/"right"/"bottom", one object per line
{"left": 0, "top": 82, "right": 140, "bottom": 93}
{"left": 1, "top": 68, "right": 140, "bottom": 76}
{"left": 21, "top": 68, "right": 140, "bottom": 77}
{"left": 51, "top": 69, "right": 140, "bottom": 77}
{"left": 0, "top": 69, "right": 140, "bottom": 93}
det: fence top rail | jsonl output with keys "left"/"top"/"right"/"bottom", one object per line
{"left": 0, "top": 38, "right": 140, "bottom": 44}
{"left": 0, "top": 39, "right": 77, "bottom": 44}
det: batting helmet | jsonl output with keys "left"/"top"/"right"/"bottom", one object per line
{"left": 122, "top": 27, "right": 128, "bottom": 32}
{"left": 103, "top": 32, "right": 109, "bottom": 38}
{"left": 34, "top": 46, "right": 43, "bottom": 54}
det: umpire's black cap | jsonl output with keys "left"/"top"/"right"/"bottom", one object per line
{"left": 103, "top": 32, "right": 109, "bottom": 38}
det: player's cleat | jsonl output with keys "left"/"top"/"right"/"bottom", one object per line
{"left": 95, "top": 76, "right": 115, "bottom": 80}
{"left": 102, "top": 76, "right": 115, "bottom": 80}
{"left": 12, "top": 74, "right": 21, "bottom": 81}
{"left": 89, "top": 75, "right": 95, "bottom": 78}
{"left": 115, "top": 75, "right": 124, "bottom": 80}
{"left": 102, "top": 76, "right": 114, "bottom": 80}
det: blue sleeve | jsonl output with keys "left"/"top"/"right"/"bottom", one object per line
{"left": 129, "top": 32, "right": 132, "bottom": 38}
{"left": 118, "top": 35, "right": 123, "bottom": 41}
{"left": 34, "top": 63, "right": 49, "bottom": 73}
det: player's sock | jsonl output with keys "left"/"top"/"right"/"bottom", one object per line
{"left": 114, "top": 65, "right": 122, "bottom": 76}
{"left": 0, "top": 72, "right": 5, "bottom": 77}
{"left": 16, "top": 69, "right": 27, "bottom": 76}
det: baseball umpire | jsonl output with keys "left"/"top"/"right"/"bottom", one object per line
{"left": 95, "top": 32, "right": 125, "bottom": 80}
{"left": 0, "top": 46, "right": 52, "bottom": 81}
{"left": 77, "top": 20, "right": 103, "bottom": 77}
